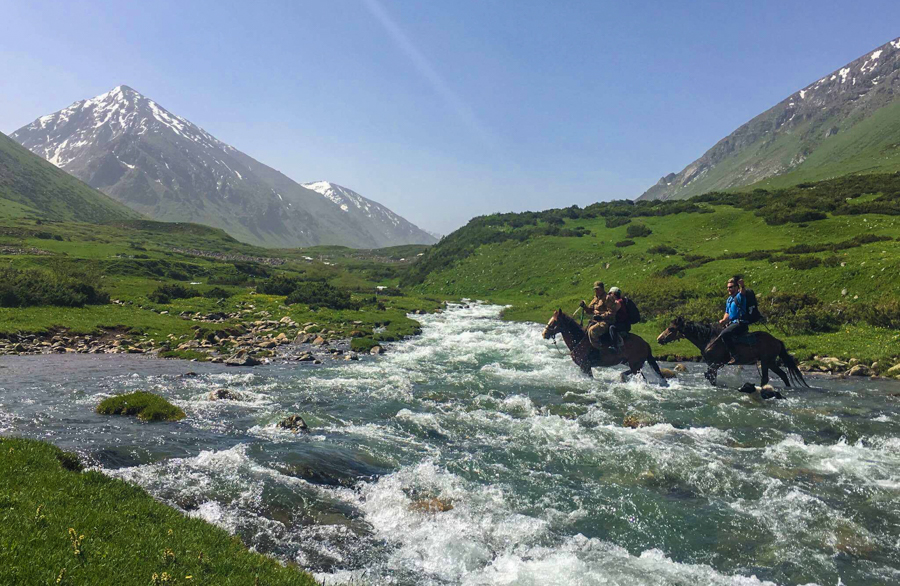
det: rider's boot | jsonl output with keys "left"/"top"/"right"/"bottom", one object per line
{"left": 615, "top": 334, "right": 624, "bottom": 353}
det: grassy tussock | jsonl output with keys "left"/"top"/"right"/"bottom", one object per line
{"left": 96, "top": 392, "right": 186, "bottom": 422}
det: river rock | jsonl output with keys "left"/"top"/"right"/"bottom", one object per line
{"left": 311, "top": 336, "right": 327, "bottom": 346}
{"left": 278, "top": 415, "right": 309, "bottom": 432}
{"left": 296, "top": 352, "right": 315, "bottom": 362}
{"left": 409, "top": 498, "right": 453, "bottom": 513}
{"left": 886, "top": 363, "right": 900, "bottom": 378}
{"left": 274, "top": 333, "right": 289, "bottom": 344}
{"left": 370, "top": 346, "right": 384, "bottom": 355}
{"left": 225, "top": 353, "right": 261, "bottom": 367}
{"left": 659, "top": 368, "right": 676, "bottom": 379}
{"left": 673, "top": 363, "right": 687, "bottom": 373}
{"left": 208, "top": 388, "right": 241, "bottom": 401}
{"left": 294, "top": 333, "right": 312, "bottom": 344}
{"left": 848, "top": 364, "right": 872, "bottom": 377}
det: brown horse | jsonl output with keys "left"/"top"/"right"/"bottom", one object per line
{"left": 542, "top": 309, "right": 667, "bottom": 384}
{"left": 656, "top": 316, "right": 808, "bottom": 388}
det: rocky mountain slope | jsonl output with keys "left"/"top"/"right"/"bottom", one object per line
{"left": 302, "top": 181, "right": 436, "bottom": 245}
{"left": 0, "top": 131, "right": 139, "bottom": 223}
{"left": 11, "top": 86, "right": 435, "bottom": 248}
{"left": 639, "top": 37, "right": 900, "bottom": 201}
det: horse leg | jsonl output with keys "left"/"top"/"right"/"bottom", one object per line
{"left": 760, "top": 362, "right": 770, "bottom": 387}
{"left": 620, "top": 368, "right": 633, "bottom": 382}
{"left": 704, "top": 366, "right": 719, "bottom": 386}
{"left": 768, "top": 363, "right": 791, "bottom": 388}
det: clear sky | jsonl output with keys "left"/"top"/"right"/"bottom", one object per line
{"left": 2, "top": 1, "right": 899, "bottom": 234}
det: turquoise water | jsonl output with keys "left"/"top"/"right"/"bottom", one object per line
{"left": 2, "top": 303, "right": 899, "bottom": 585}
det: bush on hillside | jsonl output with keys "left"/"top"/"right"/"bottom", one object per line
{"left": 286, "top": 282, "right": 357, "bottom": 310}
{"left": 203, "top": 287, "right": 233, "bottom": 299}
{"left": 148, "top": 284, "right": 195, "bottom": 304}
{"left": 626, "top": 224, "right": 652, "bottom": 238}
{"left": 615, "top": 240, "right": 635, "bottom": 248}
{"left": 655, "top": 264, "right": 686, "bottom": 278}
{"left": 605, "top": 216, "right": 631, "bottom": 228}
{"left": 0, "top": 266, "right": 109, "bottom": 308}
{"left": 648, "top": 244, "right": 677, "bottom": 255}
{"left": 788, "top": 256, "right": 822, "bottom": 270}
{"left": 256, "top": 274, "right": 307, "bottom": 296}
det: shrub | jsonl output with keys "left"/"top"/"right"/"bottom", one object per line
{"left": 203, "top": 287, "right": 232, "bottom": 299}
{"left": 286, "top": 282, "right": 357, "bottom": 310}
{"left": 0, "top": 266, "right": 109, "bottom": 308}
{"left": 96, "top": 391, "right": 185, "bottom": 422}
{"left": 626, "top": 224, "right": 652, "bottom": 238}
{"left": 256, "top": 274, "right": 316, "bottom": 296}
{"left": 852, "top": 297, "right": 900, "bottom": 329}
{"left": 148, "top": 284, "right": 195, "bottom": 304}
{"left": 788, "top": 256, "right": 822, "bottom": 270}
{"left": 648, "top": 244, "right": 677, "bottom": 255}
{"left": 605, "top": 216, "right": 631, "bottom": 228}
{"left": 744, "top": 250, "right": 773, "bottom": 261}
{"left": 655, "top": 264, "right": 687, "bottom": 278}
{"left": 615, "top": 240, "right": 635, "bottom": 248}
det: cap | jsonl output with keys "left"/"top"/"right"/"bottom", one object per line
{"left": 608, "top": 286, "right": 621, "bottom": 295}
{"left": 593, "top": 281, "right": 604, "bottom": 289}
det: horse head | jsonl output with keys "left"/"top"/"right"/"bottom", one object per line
{"left": 542, "top": 309, "right": 563, "bottom": 339}
{"left": 657, "top": 316, "right": 686, "bottom": 345}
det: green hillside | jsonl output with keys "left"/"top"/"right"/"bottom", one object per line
{"left": 0, "top": 132, "right": 140, "bottom": 223}
{"left": 408, "top": 174, "right": 900, "bottom": 366}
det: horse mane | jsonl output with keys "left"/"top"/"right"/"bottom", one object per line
{"left": 555, "top": 310, "right": 585, "bottom": 334}
{"left": 679, "top": 319, "right": 721, "bottom": 342}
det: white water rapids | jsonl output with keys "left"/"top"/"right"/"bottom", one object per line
{"left": 2, "top": 302, "right": 900, "bottom": 585}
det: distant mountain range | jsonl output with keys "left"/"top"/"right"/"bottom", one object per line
{"left": 11, "top": 86, "right": 436, "bottom": 248}
{"left": 639, "top": 37, "right": 900, "bottom": 201}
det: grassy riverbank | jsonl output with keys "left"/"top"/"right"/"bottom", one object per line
{"left": 408, "top": 174, "right": 900, "bottom": 369}
{"left": 0, "top": 215, "right": 441, "bottom": 358}
{"left": 0, "top": 437, "right": 317, "bottom": 585}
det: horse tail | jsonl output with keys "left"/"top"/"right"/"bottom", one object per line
{"left": 779, "top": 343, "right": 809, "bottom": 388}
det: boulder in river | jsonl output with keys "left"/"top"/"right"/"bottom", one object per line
{"left": 887, "top": 363, "right": 900, "bottom": 378}
{"left": 311, "top": 336, "right": 327, "bottom": 347}
{"left": 225, "top": 353, "right": 261, "bottom": 367}
{"left": 208, "top": 388, "right": 241, "bottom": 401}
{"left": 658, "top": 368, "right": 676, "bottom": 379}
{"left": 278, "top": 415, "right": 309, "bottom": 433}
{"left": 674, "top": 363, "right": 687, "bottom": 373}
{"left": 370, "top": 346, "right": 384, "bottom": 355}
{"left": 296, "top": 352, "right": 315, "bottom": 362}
{"left": 409, "top": 498, "right": 453, "bottom": 513}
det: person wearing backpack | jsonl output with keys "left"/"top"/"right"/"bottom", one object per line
{"left": 606, "top": 286, "right": 640, "bottom": 354}
{"left": 706, "top": 277, "right": 749, "bottom": 361}
{"left": 737, "top": 276, "right": 763, "bottom": 325}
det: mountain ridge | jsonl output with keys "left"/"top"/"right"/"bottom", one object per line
{"left": 639, "top": 37, "right": 900, "bottom": 201}
{"left": 11, "top": 86, "right": 435, "bottom": 248}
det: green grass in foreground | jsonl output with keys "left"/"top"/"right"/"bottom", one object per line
{"left": 0, "top": 437, "right": 317, "bottom": 585}
{"left": 96, "top": 392, "right": 186, "bottom": 422}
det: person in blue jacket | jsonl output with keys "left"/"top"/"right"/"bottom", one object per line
{"left": 706, "top": 276, "right": 748, "bottom": 360}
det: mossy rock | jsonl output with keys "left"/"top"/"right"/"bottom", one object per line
{"left": 351, "top": 337, "right": 379, "bottom": 352}
{"left": 97, "top": 391, "right": 185, "bottom": 422}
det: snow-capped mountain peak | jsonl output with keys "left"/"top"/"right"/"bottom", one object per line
{"left": 12, "top": 86, "right": 438, "bottom": 248}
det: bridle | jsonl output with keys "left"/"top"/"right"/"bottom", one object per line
{"left": 544, "top": 316, "right": 567, "bottom": 356}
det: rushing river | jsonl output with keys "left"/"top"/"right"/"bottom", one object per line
{"left": 2, "top": 303, "right": 900, "bottom": 585}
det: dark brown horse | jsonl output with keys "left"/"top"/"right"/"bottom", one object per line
{"left": 657, "top": 316, "right": 808, "bottom": 388}
{"left": 542, "top": 309, "right": 667, "bottom": 384}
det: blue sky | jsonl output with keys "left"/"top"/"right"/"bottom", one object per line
{"left": 2, "top": 1, "right": 899, "bottom": 234}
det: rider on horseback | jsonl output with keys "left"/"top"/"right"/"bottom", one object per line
{"left": 580, "top": 281, "right": 612, "bottom": 351}
{"left": 707, "top": 276, "right": 748, "bottom": 362}
{"left": 606, "top": 287, "right": 630, "bottom": 354}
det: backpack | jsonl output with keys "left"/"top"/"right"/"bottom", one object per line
{"left": 623, "top": 297, "right": 641, "bottom": 324}
{"left": 743, "top": 289, "right": 763, "bottom": 324}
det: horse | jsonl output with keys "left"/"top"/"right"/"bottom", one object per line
{"left": 656, "top": 316, "right": 808, "bottom": 388}
{"left": 542, "top": 309, "right": 667, "bottom": 384}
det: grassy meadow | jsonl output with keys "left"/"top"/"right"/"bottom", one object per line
{"left": 409, "top": 174, "right": 900, "bottom": 367}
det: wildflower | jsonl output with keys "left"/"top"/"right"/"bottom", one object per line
{"left": 68, "top": 528, "right": 85, "bottom": 556}
{"left": 56, "top": 568, "right": 66, "bottom": 584}
{"left": 35, "top": 504, "right": 46, "bottom": 523}
{"left": 163, "top": 548, "right": 176, "bottom": 565}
